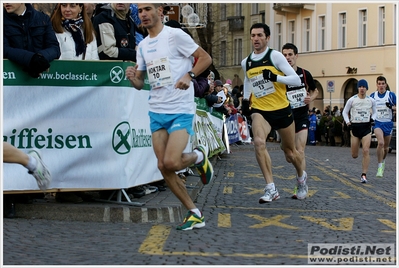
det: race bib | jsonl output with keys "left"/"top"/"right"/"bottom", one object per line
{"left": 287, "top": 88, "right": 307, "bottom": 109}
{"left": 376, "top": 106, "right": 390, "bottom": 119}
{"left": 147, "top": 57, "right": 173, "bottom": 89}
{"left": 250, "top": 73, "right": 275, "bottom": 98}
{"left": 352, "top": 108, "right": 370, "bottom": 122}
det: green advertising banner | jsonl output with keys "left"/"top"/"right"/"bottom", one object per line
{"left": 3, "top": 59, "right": 151, "bottom": 89}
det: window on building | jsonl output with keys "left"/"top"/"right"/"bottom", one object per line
{"left": 304, "top": 18, "right": 310, "bottom": 52}
{"left": 276, "top": 23, "right": 282, "bottom": 50}
{"left": 379, "top": 6, "right": 386, "bottom": 45}
{"left": 235, "top": 4, "right": 242, "bottom": 16}
{"left": 289, "top": 21, "right": 295, "bottom": 43}
{"left": 234, "top": 38, "right": 243, "bottom": 65}
{"left": 318, "top": 16, "right": 325, "bottom": 50}
{"left": 220, "top": 4, "right": 226, "bottom": 20}
{"left": 359, "top": 9, "right": 367, "bottom": 47}
{"left": 221, "top": 41, "right": 226, "bottom": 66}
{"left": 339, "top": 12, "right": 347, "bottom": 49}
{"left": 251, "top": 3, "right": 258, "bottom": 15}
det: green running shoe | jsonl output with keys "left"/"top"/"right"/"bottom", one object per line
{"left": 176, "top": 211, "right": 205, "bottom": 231}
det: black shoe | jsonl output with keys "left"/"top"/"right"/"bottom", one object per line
{"left": 128, "top": 186, "right": 146, "bottom": 198}
{"left": 4, "top": 202, "right": 15, "bottom": 218}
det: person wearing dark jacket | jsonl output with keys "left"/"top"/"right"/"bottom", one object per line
{"left": 205, "top": 80, "right": 229, "bottom": 115}
{"left": 3, "top": 3, "right": 61, "bottom": 78}
{"left": 93, "top": 3, "right": 141, "bottom": 61}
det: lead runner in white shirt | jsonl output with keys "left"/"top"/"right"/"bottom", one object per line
{"left": 125, "top": 3, "right": 213, "bottom": 231}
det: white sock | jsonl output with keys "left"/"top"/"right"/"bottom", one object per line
{"left": 194, "top": 149, "right": 204, "bottom": 164}
{"left": 190, "top": 208, "right": 202, "bottom": 217}
{"left": 378, "top": 163, "right": 383, "bottom": 168}
{"left": 266, "top": 183, "right": 275, "bottom": 190}
{"left": 25, "top": 155, "right": 37, "bottom": 172}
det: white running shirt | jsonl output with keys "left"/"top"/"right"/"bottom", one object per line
{"left": 343, "top": 95, "right": 376, "bottom": 124}
{"left": 137, "top": 26, "right": 198, "bottom": 114}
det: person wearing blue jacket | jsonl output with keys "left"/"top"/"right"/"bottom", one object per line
{"left": 3, "top": 3, "right": 61, "bottom": 78}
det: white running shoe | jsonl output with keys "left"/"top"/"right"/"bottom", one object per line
{"left": 293, "top": 171, "right": 308, "bottom": 199}
{"left": 259, "top": 187, "right": 280, "bottom": 203}
{"left": 28, "top": 150, "right": 51, "bottom": 191}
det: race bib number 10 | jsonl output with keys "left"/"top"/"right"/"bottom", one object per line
{"left": 147, "top": 57, "right": 174, "bottom": 89}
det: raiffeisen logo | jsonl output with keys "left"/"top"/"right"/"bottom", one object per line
{"left": 112, "top": 121, "right": 152, "bottom": 154}
{"left": 3, "top": 128, "right": 92, "bottom": 149}
{"left": 110, "top": 66, "right": 124, "bottom": 84}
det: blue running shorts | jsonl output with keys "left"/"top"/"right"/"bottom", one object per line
{"left": 373, "top": 121, "right": 393, "bottom": 136}
{"left": 149, "top": 111, "right": 194, "bottom": 135}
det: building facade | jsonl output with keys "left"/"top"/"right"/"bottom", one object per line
{"left": 208, "top": 3, "right": 397, "bottom": 112}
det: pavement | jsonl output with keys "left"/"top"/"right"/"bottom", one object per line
{"left": 3, "top": 142, "right": 396, "bottom": 265}
{"left": 7, "top": 141, "right": 397, "bottom": 225}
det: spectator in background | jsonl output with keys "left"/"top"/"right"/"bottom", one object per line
{"left": 93, "top": 3, "right": 141, "bottom": 61}
{"left": 308, "top": 109, "right": 317, "bottom": 146}
{"left": 333, "top": 105, "right": 341, "bottom": 116}
{"left": 84, "top": 3, "right": 96, "bottom": 21}
{"left": 205, "top": 80, "right": 229, "bottom": 115}
{"left": 3, "top": 3, "right": 61, "bottom": 78}
{"left": 51, "top": 3, "right": 99, "bottom": 60}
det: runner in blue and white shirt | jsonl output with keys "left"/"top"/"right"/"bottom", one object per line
{"left": 369, "top": 76, "right": 396, "bottom": 178}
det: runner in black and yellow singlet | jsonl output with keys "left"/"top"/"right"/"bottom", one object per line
{"left": 240, "top": 23, "right": 309, "bottom": 203}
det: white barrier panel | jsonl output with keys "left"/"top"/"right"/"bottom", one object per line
{"left": 3, "top": 60, "right": 225, "bottom": 192}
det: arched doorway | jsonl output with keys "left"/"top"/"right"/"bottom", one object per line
{"left": 313, "top": 80, "right": 324, "bottom": 112}
{"left": 343, "top": 79, "right": 358, "bottom": 106}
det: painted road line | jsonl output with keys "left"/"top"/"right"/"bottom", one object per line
{"left": 377, "top": 219, "right": 396, "bottom": 232}
{"left": 314, "top": 165, "right": 396, "bottom": 209}
{"left": 246, "top": 214, "right": 299, "bottom": 229}
{"left": 301, "top": 216, "right": 353, "bottom": 231}
{"left": 223, "top": 186, "right": 233, "bottom": 194}
{"left": 209, "top": 206, "right": 395, "bottom": 215}
{"left": 331, "top": 191, "right": 351, "bottom": 199}
{"left": 218, "top": 213, "right": 231, "bottom": 228}
{"left": 139, "top": 225, "right": 309, "bottom": 258}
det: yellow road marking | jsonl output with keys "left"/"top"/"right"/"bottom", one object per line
{"left": 314, "top": 165, "right": 396, "bottom": 209}
{"left": 331, "top": 191, "right": 351, "bottom": 199}
{"left": 139, "top": 225, "right": 310, "bottom": 258}
{"left": 223, "top": 186, "right": 233, "bottom": 194}
{"left": 227, "top": 172, "right": 234, "bottom": 177}
{"left": 274, "top": 174, "right": 296, "bottom": 180}
{"left": 243, "top": 173, "right": 264, "bottom": 179}
{"left": 209, "top": 206, "right": 395, "bottom": 215}
{"left": 301, "top": 216, "right": 354, "bottom": 231}
{"left": 138, "top": 225, "right": 171, "bottom": 254}
{"left": 311, "top": 175, "right": 321, "bottom": 181}
{"left": 218, "top": 213, "right": 231, "bottom": 228}
{"left": 244, "top": 187, "right": 264, "bottom": 195}
{"left": 246, "top": 214, "right": 299, "bottom": 229}
{"left": 378, "top": 219, "right": 396, "bottom": 232}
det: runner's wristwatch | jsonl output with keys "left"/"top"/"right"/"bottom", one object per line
{"left": 188, "top": 71, "right": 196, "bottom": 79}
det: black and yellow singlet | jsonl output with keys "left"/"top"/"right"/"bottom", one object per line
{"left": 245, "top": 48, "right": 289, "bottom": 111}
